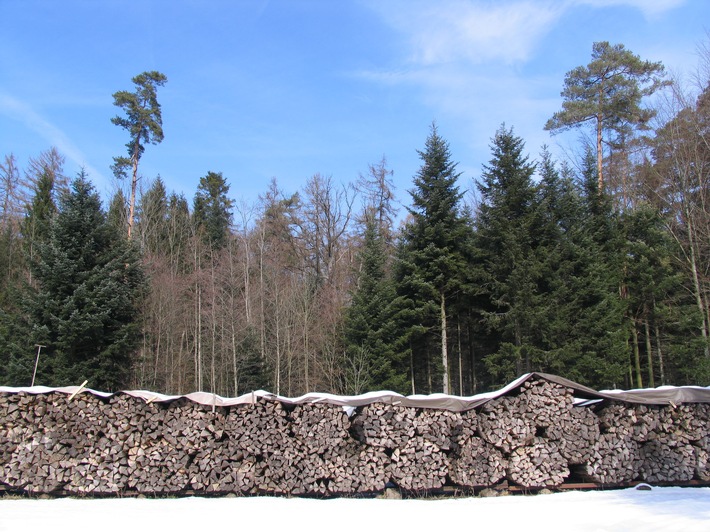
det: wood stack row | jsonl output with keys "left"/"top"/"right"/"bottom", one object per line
{"left": 2, "top": 379, "right": 710, "bottom": 496}
{"left": 582, "top": 402, "right": 710, "bottom": 485}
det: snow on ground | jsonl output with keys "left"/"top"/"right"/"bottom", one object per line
{"left": 1, "top": 487, "right": 709, "bottom": 532}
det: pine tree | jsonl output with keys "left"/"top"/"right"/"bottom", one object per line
{"left": 111, "top": 71, "right": 168, "bottom": 239}
{"left": 394, "top": 124, "right": 474, "bottom": 394}
{"left": 545, "top": 42, "right": 668, "bottom": 190}
{"left": 20, "top": 174, "right": 145, "bottom": 390}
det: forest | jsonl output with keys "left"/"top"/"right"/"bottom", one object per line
{"left": 1, "top": 40, "right": 709, "bottom": 396}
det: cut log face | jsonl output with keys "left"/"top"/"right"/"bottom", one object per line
{"left": 555, "top": 406, "right": 600, "bottom": 466}
{"left": 389, "top": 435, "right": 448, "bottom": 492}
{"left": 506, "top": 438, "right": 570, "bottom": 488}
{"left": 449, "top": 436, "right": 506, "bottom": 487}
{"left": 477, "top": 396, "right": 536, "bottom": 453}
{"left": 350, "top": 403, "right": 416, "bottom": 449}
{"left": 639, "top": 440, "right": 696, "bottom": 483}
{"left": 583, "top": 433, "right": 642, "bottom": 485}
{"left": 2, "top": 378, "right": 710, "bottom": 496}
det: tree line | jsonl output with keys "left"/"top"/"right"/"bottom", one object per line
{"left": 1, "top": 41, "right": 709, "bottom": 395}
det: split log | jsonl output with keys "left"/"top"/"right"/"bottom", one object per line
{"left": 389, "top": 435, "right": 448, "bottom": 492}
{"left": 350, "top": 403, "right": 416, "bottom": 449}
{"left": 449, "top": 436, "right": 506, "bottom": 487}
{"left": 290, "top": 403, "right": 350, "bottom": 453}
{"left": 694, "top": 437, "right": 710, "bottom": 481}
{"left": 414, "top": 408, "right": 471, "bottom": 451}
{"left": 554, "top": 406, "right": 600, "bottom": 466}
{"left": 638, "top": 440, "right": 695, "bottom": 483}
{"left": 477, "top": 395, "right": 535, "bottom": 453}
{"left": 582, "top": 433, "right": 642, "bottom": 485}
{"left": 506, "top": 438, "right": 569, "bottom": 488}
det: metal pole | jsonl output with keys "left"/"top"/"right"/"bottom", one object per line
{"left": 31, "top": 344, "right": 45, "bottom": 387}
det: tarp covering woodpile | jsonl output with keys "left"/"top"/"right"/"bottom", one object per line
{"left": 1, "top": 373, "right": 709, "bottom": 496}
{"left": 2, "top": 372, "right": 709, "bottom": 411}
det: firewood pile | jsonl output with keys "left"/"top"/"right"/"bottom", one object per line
{"left": 582, "top": 401, "right": 710, "bottom": 485}
{"left": 1, "top": 377, "right": 709, "bottom": 496}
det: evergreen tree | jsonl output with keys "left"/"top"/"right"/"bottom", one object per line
{"left": 107, "top": 188, "right": 129, "bottom": 235}
{"left": 137, "top": 177, "right": 169, "bottom": 255}
{"left": 18, "top": 174, "right": 145, "bottom": 390}
{"left": 620, "top": 204, "right": 708, "bottom": 387}
{"left": 1, "top": 171, "right": 57, "bottom": 385}
{"left": 0, "top": 154, "right": 24, "bottom": 303}
{"left": 166, "top": 192, "right": 192, "bottom": 274}
{"left": 394, "top": 124, "right": 474, "bottom": 394}
{"left": 111, "top": 71, "right": 168, "bottom": 239}
{"left": 343, "top": 213, "right": 404, "bottom": 393}
{"left": 566, "top": 148, "right": 628, "bottom": 388}
{"left": 545, "top": 41, "right": 668, "bottom": 190}
{"left": 193, "top": 171, "right": 234, "bottom": 250}
{"left": 475, "top": 126, "right": 545, "bottom": 385}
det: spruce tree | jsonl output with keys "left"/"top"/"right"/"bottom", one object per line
{"left": 344, "top": 212, "right": 405, "bottom": 393}
{"left": 394, "top": 124, "right": 474, "bottom": 394}
{"left": 22, "top": 174, "right": 145, "bottom": 390}
{"left": 193, "top": 171, "right": 234, "bottom": 251}
{"left": 620, "top": 204, "right": 708, "bottom": 387}
{"left": 21, "top": 170, "right": 57, "bottom": 281}
{"left": 107, "top": 189, "right": 129, "bottom": 235}
{"left": 137, "top": 177, "right": 170, "bottom": 255}
{"left": 475, "top": 125, "right": 545, "bottom": 385}
{"left": 567, "top": 148, "right": 628, "bottom": 388}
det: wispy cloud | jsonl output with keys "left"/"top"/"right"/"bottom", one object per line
{"left": 365, "top": 0, "right": 564, "bottom": 66}
{"left": 0, "top": 92, "right": 107, "bottom": 186}
{"left": 573, "top": 0, "right": 685, "bottom": 18}
{"left": 357, "top": 0, "right": 686, "bottom": 173}
{"left": 363, "top": 0, "right": 684, "bottom": 69}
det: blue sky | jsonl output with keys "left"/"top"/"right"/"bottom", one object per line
{"left": 1, "top": 0, "right": 708, "bottom": 214}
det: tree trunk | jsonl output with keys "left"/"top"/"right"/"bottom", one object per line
{"left": 457, "top": 318, "right": 463, "bottom": 396}
{"left": 654, "top": 322, "right": 666, "bottom": 385}
{"left": 596, "top": 108, "right": 604, "bottom": 191}
{"left": 128, "top": 153, "right": 139, "bottom": 239}
{"left": 644, "top": 319, "right": 654, "bottom": 388}
{"left": 441, "top": 291, "right": 449, "bottom": 394}
{"left": 632, "top": 323, "right": 643, "bottom": 388}
{"left": 685, "top": 209, "right": 710, "bottom": 358}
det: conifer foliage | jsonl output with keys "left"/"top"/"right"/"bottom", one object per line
{"left": 23, "top": 175, "right": 144, "bottom": 390}
{"left": 2, "top": 38, "right": 709, "bottom": 395}
{"left": 394, "top": 124, "right": 474, "bottom": 394}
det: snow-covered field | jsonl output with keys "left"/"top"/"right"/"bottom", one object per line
{"left": 1, "top": 486, "right": 708, "bottom": 532}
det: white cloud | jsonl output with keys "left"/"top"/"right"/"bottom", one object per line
{"left": 364, "top": 0, "right": 684, "bottom": 69}
{"left": 358, "top": 0, "right": 689, "bottom": 176}
{"left": 0, "top": 92, "right": 107, "bottom": 186}
{"left": 366, "top": 0, "right": 564, "bottom": 66}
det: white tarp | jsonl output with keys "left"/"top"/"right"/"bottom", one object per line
{"left": 2, "top": 372, "right": 710, "bottom": 411}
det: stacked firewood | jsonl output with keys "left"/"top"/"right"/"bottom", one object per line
{"left": 582, "top": 401, "right": 710, "bottom": 485}
{"left": 449, "top": 436, "right": 506, "bottom": 487}
{"left": 473, "top": 380, "right": 598, "bottom": 487}
{"left": 2, "top": 378, "right": 710, "bottom": 496}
